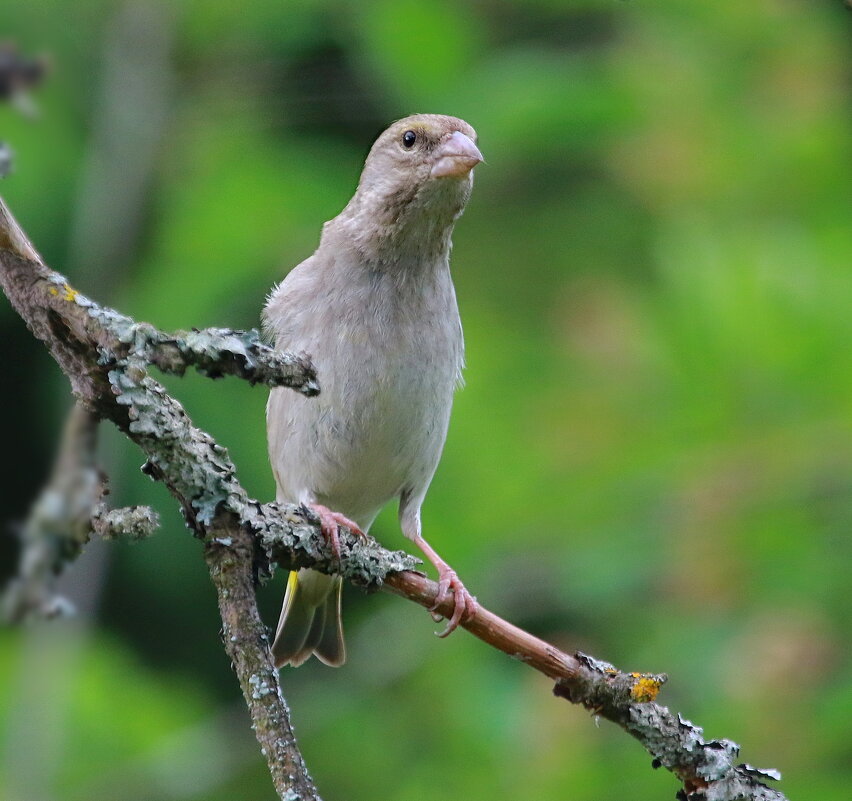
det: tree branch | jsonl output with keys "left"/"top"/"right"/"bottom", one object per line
{"left": 2, "top": 402, "right": 102, "bottom": 622}
{"left": 1, "top": 398, "right": 159, "bottom": 623}
{"left": 0, "top": 196, "right": 786, "bottom": 801}
{"left": 0, "top": 200, "right": 324, "bottom": 800}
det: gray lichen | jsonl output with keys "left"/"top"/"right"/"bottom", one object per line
{"left": 554, "top": 659, "right": 785, "bottom": 801}
{"left": 44, "top": 271, "right": 318, "bottom": 393}
{"left": 94, "top": 505, "right": 160, "bottom": 541}
{"left": 103, "top": 357, "right": 418, "bottom": 588}
{"left": 575, "top": 650, "right": 619, "bottom": 675}
{"left": 1, "top": 403, "right": 101, "bottom": 623}
{"left": 249, "top": 673, "right": 275, "bottom": 700}
{"left": 252, "top": 501, "right": 420, "bottom": 588}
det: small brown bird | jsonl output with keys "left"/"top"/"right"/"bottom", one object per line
{"left": 264, "top": 114, "right": 483, "bottom": 667}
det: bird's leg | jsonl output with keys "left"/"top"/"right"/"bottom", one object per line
{"left": 411, "top": 533, "right": 478, "bottom": 637}
{"left": 309, "top": 504, "right": 365, "bottom": 563}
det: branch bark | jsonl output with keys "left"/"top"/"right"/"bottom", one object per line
{"left": 0, "top": 197, "right": 787, "bottom": 801}
{"left": 2, "top": 403, "right": 102, "bottom": 622}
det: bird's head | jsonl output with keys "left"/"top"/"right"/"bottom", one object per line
{"left": 336, "top": 114, "right": 483, "bottom": 261}
{"left": 363, "top": 114, "right": 482, "bottom": 185}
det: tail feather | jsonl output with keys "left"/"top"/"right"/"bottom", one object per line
{"left": 272, "top": 569, "right": 346, "bottom": 668}
{"left": 314, "top": 576, "right": 345, "bottom": 667}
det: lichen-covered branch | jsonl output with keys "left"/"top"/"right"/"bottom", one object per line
{"left": 553, "top": 676, "right": 784, "bottom": 801}
{"left": 381, "top": 572, "right": 786, "bottom": 801}
{"left": 0, "top": 394, "right": 158, "bottom": 623}
{"left": 47, "top": 281, "right": 318, "bottom": 391}
{"left": 0, "top": 195, "right": 787, "bottom": 801}
{"left": 143, "top": 326, "right": 319, "bottom": 390}
{"left": 92, "top": 505, "right": 160, "bottom": 541}
{"left": 2, "top": 403, "right": 102, "bottom": 622}
{"left": 0, "top": 199, "right": 323, "bottom": 801}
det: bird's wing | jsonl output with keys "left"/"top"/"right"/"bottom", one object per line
{"left": 264, "top": 254, "right": 326, "bottom": 503}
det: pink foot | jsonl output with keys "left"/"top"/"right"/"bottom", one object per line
{"left": 309, "top": 504, "right": 365, "bottom": 562}
{"left": 430, "top": 565, "right": 478, "bottom": 638}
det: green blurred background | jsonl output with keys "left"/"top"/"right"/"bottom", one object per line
{"left": 1, "top": 1, "right": 851, "bottom": 799}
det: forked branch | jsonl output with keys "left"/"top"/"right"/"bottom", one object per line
{"left": 0, "top": 198, "right": 786, "bottom": 801}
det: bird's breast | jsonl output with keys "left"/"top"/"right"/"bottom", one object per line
{"left": 305, "top": 272, "right": 461, "bottom": 513}
{"left": 267, "top": 249, "right": 463, "bottom": 523}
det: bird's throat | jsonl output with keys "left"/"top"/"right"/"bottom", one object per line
{"left": 332, "top": 182, "right": 466, "bottom": 267}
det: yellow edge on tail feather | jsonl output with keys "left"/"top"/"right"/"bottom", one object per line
{"left": 282, "top": 570, "right": 299, "bottom": 616}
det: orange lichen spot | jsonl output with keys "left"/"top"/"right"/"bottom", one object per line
{"left": 631, "top": 676, "right": 662, "bottom": 703}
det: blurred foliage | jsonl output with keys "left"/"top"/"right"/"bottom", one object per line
{"left": 1, "top": 1, "right": 851, "bottom": 799}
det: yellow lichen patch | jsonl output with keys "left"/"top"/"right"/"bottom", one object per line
{"left": 62, "top": 283, "right": 78, "bottom": 302}
{"left": 48, "top": 286, "right": 58, "bottom": 296}
{"left": 631, "top": 676, "right": 662, "bottom": 703}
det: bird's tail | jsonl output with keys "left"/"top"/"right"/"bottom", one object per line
{"left": 271, "top": 568, "right": 345, "bottom": 668}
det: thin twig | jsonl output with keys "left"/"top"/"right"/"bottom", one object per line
{"left": 384, "top": 571, "right": 786, "bottom": 801}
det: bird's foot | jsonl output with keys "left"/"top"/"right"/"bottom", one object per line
{"left": 309, "top": 504, "right": 365, "bottom": 562}
{"left": 430, "top": 566, "right": 478, "bottom": 638}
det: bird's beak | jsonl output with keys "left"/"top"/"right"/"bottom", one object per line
{"left": 431, "top": 131, "right": 484, "bottom": 178}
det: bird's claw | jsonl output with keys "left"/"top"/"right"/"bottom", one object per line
{"left": 429, "top": 567, "right": 478, "bottom": 637}
{"left": 309, "top": 504, "right": 365, "bottom": 563}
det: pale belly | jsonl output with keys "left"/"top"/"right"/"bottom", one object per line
{"left": 266, "top": 254, "right": 463, "bottom": 528}
{"left": 268, "top": 342, "right": 456, "bottom": 529}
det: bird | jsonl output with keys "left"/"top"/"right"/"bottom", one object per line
{"left": 264, "top": 113, "right": 483, "bottom": 668}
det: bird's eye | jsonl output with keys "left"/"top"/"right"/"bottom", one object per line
{"left": 402, "top": 130, "right": 417, "bottom": 148}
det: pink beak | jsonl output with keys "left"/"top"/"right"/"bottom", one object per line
{"left": 431, "top": 131, "right": 484, "bottom": 178}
